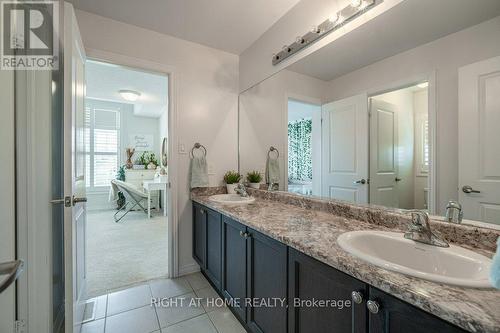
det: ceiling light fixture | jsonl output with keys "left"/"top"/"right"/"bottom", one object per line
{"left": 417, "top": 82, "right": 429, "bottom": 89}
{"left": 272, "top": 0, "right": 375, "bottom": 65}
{"left": 119, "top": 89, "right": 141, "bottom": 102}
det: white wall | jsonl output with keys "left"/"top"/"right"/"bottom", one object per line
{"left": 239, "top": 70, "right": 326, "bottom": 190}
{"left": 322, "top": 16, "right": 500, "bottom": 214}
{"left": 371, "top": 88, "right": 415, "bottom": 209}
{"left": 75, "top": 10, "right": 239, "bottom": 274}
{"left": 239, "top": 0, "right": 402, "bottom": 91}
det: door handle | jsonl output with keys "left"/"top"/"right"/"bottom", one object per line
{"left": 0, "top": 260, "right": 24, "bottom": 294}
{"left": 50, "top": 195, "right": 87, "bottom": 206}
{"left": 395, "top": 177, "right": 402, "bottom": 182}
{"left": 72, "top": 195, "right": 87, "bottom": 205}
{"left": 462, "top": 185, "right": 480, "bottom": 194}
{"left": 354, "top": 179, "right": 367, "bottom": 185}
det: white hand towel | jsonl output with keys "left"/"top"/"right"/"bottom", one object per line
{"left": 266, "top": 156, "right": 280, "bottom": 184}
{"left": 190, "top": 155, "right": 209, "bottom": 188}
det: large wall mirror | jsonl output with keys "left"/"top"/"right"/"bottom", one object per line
{"left": 238, "top": 0, "right": 500, "bottom": 227}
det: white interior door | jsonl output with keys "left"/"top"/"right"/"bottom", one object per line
{"left": 321, "top": 94, "right": 368, "bottom": 203}
{"left": 369, "top": 99, "right": 399, "bottom": 208}
{"left": 459, "top": 56, "right": 500, "bottom": 225}
{"left": 0, "top": 59, "right": 16, "bottom": 333}
{"left": 64, "top": 4, "right": 88, "bottom": 332}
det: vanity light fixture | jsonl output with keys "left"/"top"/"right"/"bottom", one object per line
{"left": 119, "top": 89, "right": 141, "bottom": 102}
{"left": 417, "top": 82, "right": 429, "bottom": 88}
{"left": 272, "top": 0, "right": 376, "bottom": 65}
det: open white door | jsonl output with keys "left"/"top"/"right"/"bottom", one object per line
{"left": 458, "top": 56, "right": 500, "bottom": 224}
{"left": 321, "top": 94, "right": 368, "bottom": 203}
{"left": 369, "top": 99, "right": 399, "bottom": 208}
{"left": 64, "top": 4, "right": 87, "bottom": 332}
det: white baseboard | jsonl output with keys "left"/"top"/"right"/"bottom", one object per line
{"left": 178, "top": 263, "right": 200, "bottom": 277}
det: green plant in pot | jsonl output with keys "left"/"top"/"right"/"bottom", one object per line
{"left": 246, "top": 171, "right": 262, "bottom": 189}
{"left": 223, "top": 170, "right": 242, "bottom": 194}
{"left": 115, "top": 165, "right": 126, "bottom": 209}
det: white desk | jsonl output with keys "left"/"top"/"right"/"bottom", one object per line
{"left": 143, "top": 179, "right": 168, "bottom": 218}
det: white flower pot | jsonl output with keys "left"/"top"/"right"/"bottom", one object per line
{"left": 226, "top": 183, "right": 238, "bottom": 194}
{"left": 249, "top": 182, "right": 260, "bottom": 189}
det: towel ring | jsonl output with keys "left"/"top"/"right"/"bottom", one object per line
{"left": 190, "top": 142, "right": 207, "bottom": 158}
{"left": 268, "top": 146, "right": 279, "bottom": 158}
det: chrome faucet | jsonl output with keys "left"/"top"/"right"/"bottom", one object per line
{"left": 404, "top": 210, "right": 449, "bottom": 248}
{"left": 268, "top": 182, "right": 277, "bottom": 191}
{"left": 445, "top": 201, "right": 463, "bottom": 224}
{"left": 235, "top": 183, "right": 249, "bottom": 197}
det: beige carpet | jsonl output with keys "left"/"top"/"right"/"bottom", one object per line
{"left": 86, "top": 209, "right": 168, "bottom": 297}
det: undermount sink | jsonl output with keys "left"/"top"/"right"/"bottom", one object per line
{"left": 337, "top": 231, "right": 492, "bottom": 288}
{"left": 209, "top": 194, "right": 255, "bottom": 204}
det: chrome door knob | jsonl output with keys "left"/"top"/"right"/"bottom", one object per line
{"left": 351, "top": 291, "right": 364, "bottom": 304}
{"left": 462, "top": 185, "right": 480, "bottom": 194}
{"left": 354, "top": 179, "right": 367, "bottom": 185}
{"left": 367, "top": 300, "right": 380, "bottom": 314}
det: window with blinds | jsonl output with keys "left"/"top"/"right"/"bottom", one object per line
{"left": 85, "top": 106, "right": 120, "bottom": 189}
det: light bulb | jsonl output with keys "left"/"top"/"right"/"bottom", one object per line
{"left": 417, "top": 82, "right": 429, "bottom": 89}
{"left": 351, "top": 0, "right": 362, "bottom": 8}
{"left": 330, "top": 13, "right": 339, "bottom": 24}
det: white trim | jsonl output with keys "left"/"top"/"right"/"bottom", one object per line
{"left": 178, "top": 263, "right": 200, "bottom": 277}
{"left": 85, "top": 48, "right": 180, "bottom": 278}
{"left": 366, "top": 71, "right": 438, "bottom": 214}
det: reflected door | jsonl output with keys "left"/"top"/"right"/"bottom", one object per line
{"left": 321, "top": 94, "right": 368, "bottom": 203}
{"left": 369, "top": 99, "right": 399, "bottom": 208}
{"left": 459, "top": 56, "right": 500, "bottom": 224}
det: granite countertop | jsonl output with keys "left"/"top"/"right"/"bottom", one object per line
{"left": 192, "top": 193, "right": 500, "bottom": 333}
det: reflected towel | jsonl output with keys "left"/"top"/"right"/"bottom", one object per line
{"left": 490, "top": 237, "right": 500, "bottom": 289}
{"left": 266, "top": 156, "right": 280, "bottom": 185}
{"left": 190, "top": 155, "right": 209, "bottom": 188}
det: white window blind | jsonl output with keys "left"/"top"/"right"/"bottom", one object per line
{"left": 85, "top": 105, "right": 120, "bottom": 189}
{"left": 422, "top": 119, "right": 429, "bottom": 171}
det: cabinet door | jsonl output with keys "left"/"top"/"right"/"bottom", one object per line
{"left": 288, "top": 248, "right": 367, "bottom": 333}
{"left": 205, "top": 209, "right": 222, "bottom": 290}
{"left": 222, "top": 216, "right": 247, "bottom": 322}
{"left": 368, "top": 288, "right": 467, "bottom": 333}
{"left": 192, "top": 204, "right": 206, "bottom": 268}
{"left": 247, "top": 229, "right": 287, "bottom": 333}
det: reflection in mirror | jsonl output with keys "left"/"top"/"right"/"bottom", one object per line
{"left": 239, "top": 2, "right": 500, "bottom": 227}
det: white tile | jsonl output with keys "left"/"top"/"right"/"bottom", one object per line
{"left": 94, "top": 294, "right": 108, "bottom": 319}
{"left": 81, "top": 319, "right": 105, "bottom": 333}
{"left": 105, "top": 305, "right": 159, "bottom": 333}
{"left": 184, "top": 272, "right": 210, "bottom": 290}
{"left": 207, "top": 308, "right": 246, "bottom": 333}
{"left": 107, "top": 284, "right": 152, "bottom": 316}
{"left": 149, "top": 277, "right": 192, "bottom": 299}
{"left": 161, "top": 314, "right": 217, "bottom": 333}
{"left": 194, "top": 285, "right": 223, "bottom": 313}
{"left": 155, "top": 292, "right": 205, "bottom": 328}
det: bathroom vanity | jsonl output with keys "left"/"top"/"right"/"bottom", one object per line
{"left": 191, "top": 189, "right": 500, "bottom": 333}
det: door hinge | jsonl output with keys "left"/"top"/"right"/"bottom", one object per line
{"left": 14, "top": 319, "right": 26, "bottom": 333}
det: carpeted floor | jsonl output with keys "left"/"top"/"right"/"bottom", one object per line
{"left": 86, "top": 209, "right": 168, "bottom": 297}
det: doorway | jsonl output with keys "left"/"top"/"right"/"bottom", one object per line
{"left": 369, "top": 83, "right": 430, "bottom": 209}
{"left": 84, "top": 60, "right": 170, "bottom": 297}
{"left": 287, "top": 99, "right": 321, "bottom": 196}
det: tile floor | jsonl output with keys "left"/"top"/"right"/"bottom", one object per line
{"left": 81, "top": 272, "right": 247, "bottom": 333}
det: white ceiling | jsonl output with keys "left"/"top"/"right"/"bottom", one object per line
{"left": 288, "top": 0, "right": 500, "bottom": 81}
{"left": 86, "top": 60, "right": 168, "bottom": 118}
{"left": 67, "top": 0, "right": 301, "bottom": 55}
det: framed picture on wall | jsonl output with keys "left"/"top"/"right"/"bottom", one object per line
{"left": 130, "top": 134, "right": 154, "bottom": 151}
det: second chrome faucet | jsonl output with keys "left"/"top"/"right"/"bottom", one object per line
{"left": 404, "top": 210, "right": 449, "bottom": 248}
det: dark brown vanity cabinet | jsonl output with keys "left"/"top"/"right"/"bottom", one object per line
{"left": 192, "top": 203, "right": 222, "bottom": 290}
{"left": 193, "top": 203, "right": 469, "bottom": 333}
{"left": 288, "top": 248, "right": 368, "bottom": 333}
{"left": 367, "top": 287, "right": 467, "bottom": 333}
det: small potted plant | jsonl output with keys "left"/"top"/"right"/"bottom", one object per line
{"left": 246, "top": 171, "right": 262, "bottom": 189}
{"left": 223, "top": 171, "right": 242, "bottom": 194}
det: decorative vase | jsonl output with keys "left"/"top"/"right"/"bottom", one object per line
{"left": 126, "top": 148, "right": 135, "bottom": 169}
{"left": 249, "top": 182, "right": 260, "bottom": 189}
{"left": 226, "top": 183, "right": 238, "bottom": 194}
